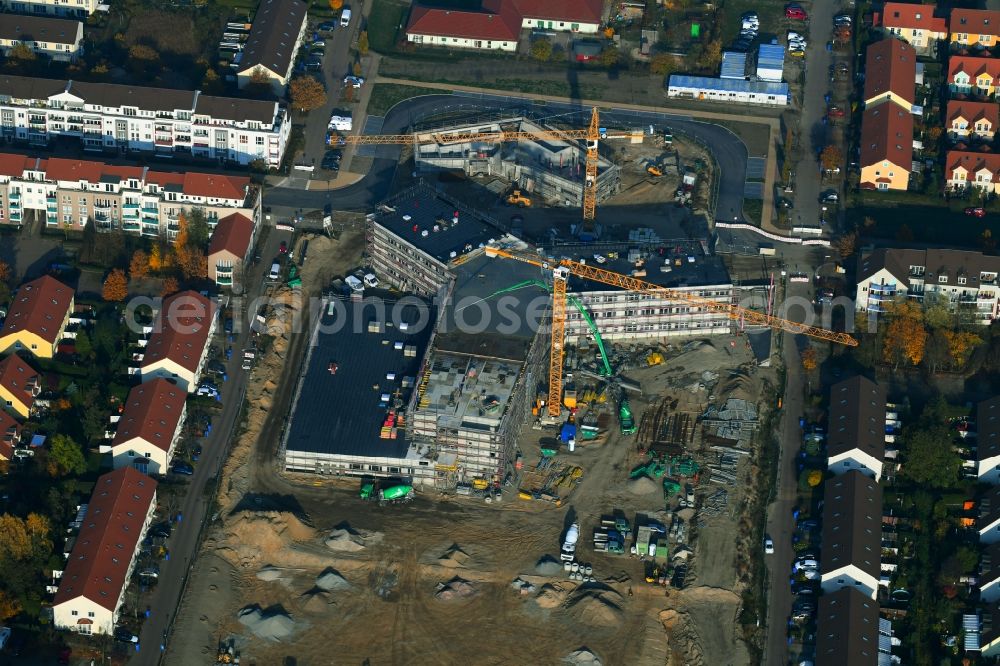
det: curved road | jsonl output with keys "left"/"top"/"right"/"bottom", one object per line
{"left": 264, "top": 93, "right": 750, "bottom": 223}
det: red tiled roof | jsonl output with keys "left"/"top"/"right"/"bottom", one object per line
{"left": 0, "top": 354, "right": 38, "bottom": 413}
{"left": 946, "top": 150, "right": 1000, "bottom": 183}
{"left": 863, "top": 38, "right": 916, "bottom": 108}
{"left": 44, "top": 157, "right": 143, "bottom": 183}
{"left": 142, "top": 291, "right": 217, "bottom": 374}
{"left": 949, "top": 55, "right": 1000, "bottom": 82}
{"left": 952, "top": 9, "right": 1000, "bottom": 37}
{"left": 0, "top": 275, "right": 74, "bottom": 345}
{"left": 112, "top": 379, "right": 186, "bottom": 452}
{"left": 877, "top": 2, "right": 948, "bottom": 33}
{"left": 513, "top": 0, "right": 603, "bottom": 24}
{"left": 179, "top": 173, "right": 248, "bottom": 201}
{"left": 0, "top": 410, "right": 19, "bottom": 461}
{"left": 407, "top": 0, "right": 522, "bottom": 42}
{"left": 208, "top": 213, "right": 254, "bottom": 259}
{"left": 947, "top": 99, "right": 999, "bottom": 128}
{"left": 0, "top": 154, "right": 37, "bottom": 178}
{"left": 860, "top": 104, "right": 913, "bottom": 173}
{"left": 54, "top": 468, "right": 157, "bottom": 611}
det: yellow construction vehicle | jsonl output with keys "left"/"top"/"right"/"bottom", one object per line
{"left": 647, "top": 165, "right": 663, "bottom": 177}
{"left": 472, "top": 478, "right": 489, "bottom": 490}
{"left": 646, "top": 351, "right": 664, "bottom": 366}
{"left": 507, "top": 189, "right": 532, "bottom": 207}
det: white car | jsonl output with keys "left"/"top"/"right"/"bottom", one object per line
{"left": 796, "top": 558, "right": 819, "bottom": 571}
{"left": 764, "top": 537, "right": 774, "bottom": 554}
{"left": 787, "top": 31, "right": 805, "bottom": 41}
{"left": 593, "top": 254, "right": 607, "bottom": 264}
{"left": 363, "top": 273, "right": 379, "bottom": 288}
{"left": 344, "top": 275, "right": 363, "bottom": 292}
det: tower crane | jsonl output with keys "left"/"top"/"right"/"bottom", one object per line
{"left": 342, "top": 107, "right": 630, "bottom": 221}
{"left": 483, "top": 246, "right": 859, "bottom": 419}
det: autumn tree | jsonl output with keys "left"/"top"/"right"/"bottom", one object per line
{"left": 531, "top": 38, "right": 553, "bottom": 61}
{"left": 0, "top": 512, "right": 52, "bottom": 619}
{"left": 352, "top": 61, "right": 362, "bottom": 77}
{"left": 128, "top": 44, "right": 158, "bottom": 61}
{"left": 130, "top": 249, "right": 150, "bottom": 279}
{"left": 600, "top": 47, "right": 620, "bottom": 67}
{"left": 102, "top": 268, "right": 128, "bottom": 302}
{"left": 702, "top": 39, "right": 722, "bottom": 70}
{"left": 0, "top": 590, "right": 20, "bottom": 621}
{"left": 882, "top": 300, "right": 926, "bottom": 368}
{"left": 837, "top": 230, "right": 857, "bottom": 259}
{"left": 820, "top": 145, "right": 843, "bottom": 172}
{"left": 247, "top": 67, "right": 273, "bottom": 94}
{"left": 329, "top": 0, "right": 343, "bottom": 9}
{"left": 8, "top": 43, "right": 35, "bottom": 61}
{"left": 944, "top": 330, "right": 982, "bottom": 369}
{"left": 290, "top": 75, "right": 327, "bottom": 112}
{"left": 185, "top": 208, "right": 210, "bottom": 248}
{"left": 46, "top": 434, "right": 86, "bottom": 477}
{"left": 650, "top": 53, "right": 676, "bottom": 76}
{"left": 0, "top": 260, "right": 10, "bottom": 305}
{"left": 358, "top": 31, "right": 369, "bottom": 56}
{"left": 161, "top": 276, "right": 179, "bottom": 297}
{"left": 177, "top": 246, "right": 208, "bottom": 281}
{"left": 149, "top": 243, "right": 164, "bottom": 272}
{"left": 801, "top": 346, "right": 818, "bottom": 371}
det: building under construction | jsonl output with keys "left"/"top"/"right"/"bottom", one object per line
{"left": 413, "top": 117, "right": 621, "bottom": 207}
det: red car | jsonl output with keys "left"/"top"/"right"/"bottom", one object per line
{"left": 785, "top": 5, "right": 808, "bottom": 20}
{"left": 827, "top": 106, "right": 845, "bottom": 118}
{"left": 965, "top": 207, "right": 987, "bottom": 218}
{"left": 279, "top": 240, "right": 288, "bottom": 254}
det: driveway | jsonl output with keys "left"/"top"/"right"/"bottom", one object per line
{"left": 762, "top": 281, "right": 812, "bottom": 666}
{"left": 128, "top": 225, "right": 292, "bottom": 666}
{"left": 265, "top": 94, "right": 751, "bottom": 224}
{"left": 790, "top": 2, "right": 837, "bottom": 231}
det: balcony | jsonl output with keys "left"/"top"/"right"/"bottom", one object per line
{"left": 122, "top": 222, "right": 140, "bottom": 232}
{"left": 216, "top": 275, "right": 233, "bottom": 285}
{"left": 9, "top": 192, "right": 20, "bottom": 201}
{"left": 122, "top": 210, "right": 139, "bottom": 220}
{"left": 122, "top": 202, "right": 139, "bottom": 210}
{"left": 10, "top": 212, "right": 21, "bottom": 222}
{"left": 141, "top": 206, "right": 158, "bottom": 215}
{"left": 154, "top": 138, "right": 173, "bottom": 147}
{"left": 46, "top": 214, "right": 57, "bottom": 226}
{"left": 94, "top": 202, "right": 111, "bottom": 211}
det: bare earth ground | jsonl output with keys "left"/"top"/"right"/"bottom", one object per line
{"left": 167, "top": 228, "right": 766, "bottom": 665}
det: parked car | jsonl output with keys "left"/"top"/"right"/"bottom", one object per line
{"left": 827, "top": 106, "right": 845, "bottom": 118}
{"left": 965, "top": 207, "right": 987, "bottom": 218}
{"left": 764, "top": 536, "right": 774, "bottom": 554}
{"left": 279, "top": 240, "right": 288, "bottom": 254}
{"left": 171, "top": 462, "right": 194, "bottom": 476}
{"left": 343, "top": 75, "right": 365, "bottom": 88}
{"left": 148, "top": 522, "right": 172, "bottom": 538}
{"left": 0, "top": 627, "right": 10, "bottom": 650}
{"left": 785, "top": 4, "right": 807, "bottom": 20}
{"left": 318, "top": 20, "right": 336, "bottom": 31}
{"left": 114, "top": 627, "right": 139, "bottom": 643}
{"left": 363, "top": 273, "right": 379, "bottom": 288}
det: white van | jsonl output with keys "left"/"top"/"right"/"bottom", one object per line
{"left": 269, "top": 263, "right": 280, "bottom": 281}
{"left": 340, "top": 7, "right": 352, "bottom": 27}
{"left": 345, "top": 275, "right": 363, "bottom": 292}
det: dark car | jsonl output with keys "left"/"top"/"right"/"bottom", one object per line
{"left": 148, "top": 521, "right": 171, "bottom": 538}
{"left": 318, "top": 20, "right": 336, "bottom": 31}
{"left": 223, "top": 317, "right": 234, "bottom": 334}
{"left": 206, "top": 359, "right": 227, "bottom": 376}
{"left": 114, "top": 627, "right": 139, "bottom": 644}
{"left": 192, "top": 443, "right": 203, "bottom": 460}
{"left": 171, "top": 463, "right": 194, "bottom": 476}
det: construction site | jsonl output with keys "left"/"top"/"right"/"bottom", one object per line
{"left": 165, "top": 112, "right": 853, "bottom": 666}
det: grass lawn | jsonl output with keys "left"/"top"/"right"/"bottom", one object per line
{"left": 369, "top": 0, "right": 409, "bottom": 54}
{"left": 743, "top": 198, "right": 763, "bottom": 225}
{"left": 848, "top": 192, "right": 999, "bottom": 248}
{"left": 719, "top": 0, "right": 795, "bottom": 45}
{"left": 367, "top": 83, "right": 443, "bottom": 116}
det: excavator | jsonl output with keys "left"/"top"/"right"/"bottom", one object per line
{"left": 506, "top": 189, "right": 532, "bottom": 208}
{"left": 482, "top": 245, "right": 858, "bottom": 429}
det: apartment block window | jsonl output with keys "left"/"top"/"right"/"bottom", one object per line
{"left": 939, "top": 275, "right": 948, "bottom": 283}
{"left": 88, "top": 612, "right": 95, "bottom": 618}
{"left": 959, "top": 277, "right": 968, "bottom": 285}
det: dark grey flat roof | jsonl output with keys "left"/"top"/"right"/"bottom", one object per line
{"left": 284, "top": 297, "right": 435, "bottom": 459}
{"left": 373, "top": 189, "right": 504, "bottom": 263}
{"left": 565, "top": 246, "right": 732, "bottom": 291}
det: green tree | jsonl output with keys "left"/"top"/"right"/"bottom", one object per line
{"left": 938, "top": 545, "right": 979, "bottom": 586}
{"left": 45, "top": 434, "right": 86, "bottom": 477}
{"left": 902, "top": 425, "right": 961, "bottom": 489}
{"left": 600, "top": 47, "right": 620, "bottom": 67}
{"left": 184, "top": 208, "right": 210, "bottom": 249}
{"left": 650, "top": 53, "right": 676, "bottom": 76}
{"left": 74, "top": 329, "right": 93, "bottom": 359}
{"left": 923, "top": 292, "right": 953, "bottom": 330}
{"left": 8, "top": 43, "right": 35, "bottom": 61}
{"left": 531, "top": 38, "right": 553, "bottom": 61}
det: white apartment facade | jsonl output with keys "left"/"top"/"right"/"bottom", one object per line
{"left": 1, "top": 0, "right": 96, "bottom": 18}
{"left": 856, "top": 247, "right": 1000, "bottom": 324}
{"left": 0, "top": 152, "right": 259, "bottom": 237}
{"left": 0, "top": 76, "right": 290, "bottom": 167}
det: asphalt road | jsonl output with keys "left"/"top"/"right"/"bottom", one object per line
{"left": 128, "top": 226, "right": 291, "bottom": 665}
{"left": 264, "top": 94, "right": 750, "bottom": 223}
{"left": 763, "top": 281, "right": 812, "bottom": 666}
{"left": 790, "top": 3, "right": 837, "bottom": 231}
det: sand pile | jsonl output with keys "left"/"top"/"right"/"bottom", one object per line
{"left": 627, "top": 476, "right": 659, "bottom": 495}
{"left": 298, "top": 590, "right": 333, "bottom": 614}
{"left": 237, "top": 606, "right": 296, "bottom": 642}
{"left": 256, "top": 566, "right": 285, "bottom": 582}
{"left": 315, "top": 569, "right": 350, "bottom": 591}
{"left": 325, "top": 528, "right": 366, "bottom": 552}
{"left": 438, "top": 544, "right": 471, "bottom": 568}
{"left": 218, "top": 512, "right": 316, "bottom": 567}
{"left": 434, "top": 578, "right": 477, "bottom": 601}
{"left": 568, "top": 589, "right": 624, "bottom": 627}
{"left": 564, "top": 649, "right": 602, "bottom": 665}
{"left": 535, "top": 583, "right": 569, "bottom": 609}
{"left": 534, "top": 555, "right": 564, "bottom": 576}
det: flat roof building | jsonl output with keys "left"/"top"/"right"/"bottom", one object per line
{"left": 667, "top": 75, "right": 790, "bottom": 106}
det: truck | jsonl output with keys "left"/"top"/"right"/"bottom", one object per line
{"left": 619, "top": 399, "right": 636, "bottom": 435}
{"left": 380, "top": 485, "right": 413, "bottom": 503}
{"left": 561, "top": 522, "right": 580, "bottom": 562}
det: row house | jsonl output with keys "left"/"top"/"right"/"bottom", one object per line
{"left": 109, "top": 379, "right": 186, "bottom": 476}
{"left": 0, "top": 15, "right": 83, "bottom": 61}
{"left": 860, "top": 39, "right": 917, "bottom": 191}
{"left": 0, "top": 353, "right": 39, "bottom": 419}
{"left": 947, "top": 99, "right": 999, "bottom": 141}
{"left": 979, "top": 397, "right": 1000, "bottom": 484}
{"left": 876, "top": 2, "right": 948, "bottom": 53}
{"left": 0, "top": 75, "right": 290, "bottom": 167}
{"left": 236, "top": 0, "right": 309, "bottom": 95}
{"left": 856, "top": 247, "right": 1000, "bottom": 324}
{"left": 948, "top": 56, "right": 1000, "bottom": 98}
{"left": 139, "top": 291, "right": 218, "bottom": 393}
{"left": 982, "top": 486, "right": 1000, "bottom": 544}
{"left": 826, "top": 376, "right": 886, "bottom": 481}
{"left": 951, "top": 9, "right": 1000, "bottom": 50}
{"left": 820, "top": 470, "right": 883, "bottom": 600}
{"left": 0, "top": 152, "right": 259, "bottom": 238}
{"left": 0, "top": 409, "right": 20, "bottom": 463}
{"left": 815, "top": 588, "right": 881, "bottom": 666}
{"left": 946, "top": 150, "right": 1000, "bottom": 195}
{"left": 0, "top": 274, "right": 74, "bottom": 358}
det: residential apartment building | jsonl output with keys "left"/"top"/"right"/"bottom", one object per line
{"left": 0, "top": 353, "right": 39, "bottom": 418}
{"left": 207, "top": 212, "right": 256, "bottom": 287}
{"left": 0, "top": 0, "right": 97, "bottom": 18}
{"left": 979, "top": 396, "right": 1000, "bottom": 484}
{"left": 863, "top": 38, "right": 917, "bottom": 111}
{"left": 947, "top": 99, "right": 999, "bottom": 141}
{"left": 110, "top": 379, "right": 186, "bottom": 475}
{"left": 820, "top": 470, "right": 882, "bottom": 600}
{"left": 0, "top": 15, "right": 83, "bottom": 61}
{"left": 0, "top": 152, "right": 259, "bottom": 237}
{"left": 140, "top": 291, "right": 217, "bottom": 392}
{"left": 877, "top": 2, "right": 948, "bottom": 52}
{"left": 815, "top": 588, "right": 881, "bottom": 666}
{"left": 948, "top": 55, "right": 1000, "bottom": 97}
{"left": 52, "top": 468, "right": 156, "bottom": 636}
{"left": 947, "top": 150, "right": 1000, "bottom": 195}
{"left": 827, "top": 376, "right": 886, "bottom": 481}
{"left": 0, "top": 274, "right": 74, "bottom": 358}
{"left": 950, "top": 8, "right": 1000, "bottom": 49}
{"left": 236, "top": 0, "right": 308, "bottom": 95}
{"left": 0, "top": 75, "right": 290, "bottom": 167}
{"left": 856, "top": 247, "right": 1000, "bottom": 324}
{"left": 515, "top": 0, "right": 603, "bottom": 34}
{"left": 859, "top": 104, "right": 913, "bottom": 191}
